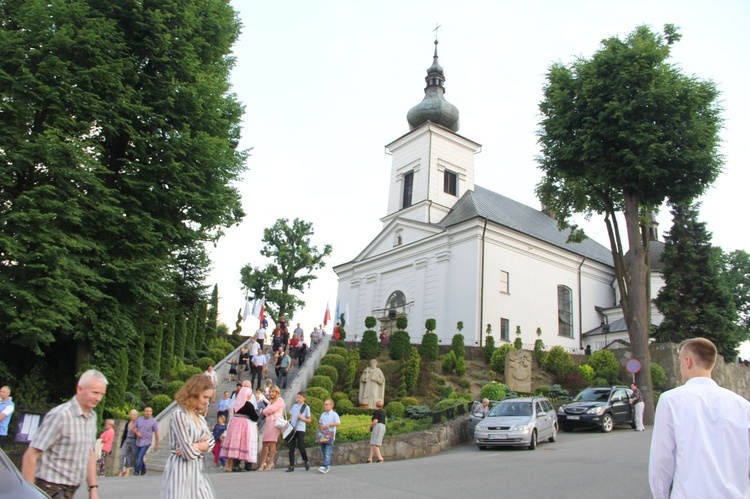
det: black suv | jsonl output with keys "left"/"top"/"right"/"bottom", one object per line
{"left": 557, "top": 386, "right": 635, "bottom": 433}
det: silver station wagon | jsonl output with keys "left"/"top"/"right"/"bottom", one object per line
{"left": 473, "top": 397, "right": 558, "bottom": 450}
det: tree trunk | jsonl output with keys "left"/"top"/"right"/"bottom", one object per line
{"left": 622, "top": 192, "right": 655, "bottom": 424}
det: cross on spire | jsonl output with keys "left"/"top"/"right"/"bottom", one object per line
{"left": 433, "top": 23, "right": 441, "bottom": 42}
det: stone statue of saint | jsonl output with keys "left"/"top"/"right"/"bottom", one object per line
{"left": 359, "top": 359, "right": 386, "bottom": 409}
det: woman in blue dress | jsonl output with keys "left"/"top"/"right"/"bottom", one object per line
{"left": 161, "top": 374, "right": 216, "bottom": 499}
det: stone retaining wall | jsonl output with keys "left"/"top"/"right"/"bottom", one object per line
{"left": 274, "top": 414, "right": 470, "bottom": 468}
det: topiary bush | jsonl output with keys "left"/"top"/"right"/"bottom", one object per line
{"left": 533, "top": 328, "right": 546, "bottom": 365}
{"left": 308, "top": 375, "right": 334, "bottom": 394}
{"left": 480, "top": 381, "right": 506, "bottom": 401}
{"left": 165, "top": 380, "right": 184, "bottom": 398}
{"left": 320, "top": 354, "right": 347, "bottom": 379}
{"left": 316, "top": 365, "right": 339, "bottom": 387}
{"left": 150, "top": 394, "right": 173, "bottom": 415}
{"left": 385, "top": 401, "right": 405, "bottom": 418}
{"left": 306, "top": 386, "right": 331, "bottom": 401}
{"left": 425, "top": 318, "right": 437, "bottom": 332}
{"left": 451, "top": 334, "right": 466, "bottom": 359}
{"left": 335, "top": 398, "right": 354, "bottom": 413}
{"left": 400, "top": 396, "right": 419, "bottom": 407}
{"left": 651, "top": 362, "right": 667, "bottom": 388}
{"left": 332, "top": 391, "right": 349, "bottom": 403}
{"left": 513, "top": 325, "right": 523, "bottom": 350}
{"left": 365, "top": 316, "right": 377, "bottom": 329}
{"left": 396, "top": 316, "right": 408, "bottom": 330}
{"left": 390, "top": 330, "right": 411, "bottom": 360}
{"left": 489, "top": 344, "right": 513, "bottom": 372}
{"left": 196, "top": 357, "right": 215, "bottom": 371}
{"left": 441, "top": 350, "right": 457, "bottom": 374}
{"left": 455, "top": 356, "right": 466, "bottom": 376}
{"left": 419, "top": 332, "right": 439, "bottom": 360}
{"left": 306, "top": 397, "right": 324, "bottom": 417}
{"left": 359, "top": 330, "right": 379, "bottom": 360}
{"left": 542, "top": 346, "right": 575, "bottom": 379}
{"left": 328, "top": 346, "right": 349, "bottom": 361}
{"left": 180, "top": 366, "right": 204, "bottom": 381}
{"left": 483, "top": 334, "right": 495, "bottom": 363}
{"left": 588, "top": 350, "right": 621, "bottom": 384}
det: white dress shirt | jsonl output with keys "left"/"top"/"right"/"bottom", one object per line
{"left": 649, "top": 377, "right": 750, "bottom": 499}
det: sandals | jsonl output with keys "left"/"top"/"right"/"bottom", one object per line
{"left": 366, "top": 460, "right": 373, "bottom": 463}
{"left": 259, "top": 463, "right": 267, "bottom": 471}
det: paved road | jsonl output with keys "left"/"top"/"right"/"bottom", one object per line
{"left": 88, "top": 425, "right": 653, "bottom": 498}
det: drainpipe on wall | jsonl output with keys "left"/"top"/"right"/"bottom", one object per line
{"left": 578, "top": 256, "right": 586, "bottom": 350}
{"left": 479, "top": 217, "right": 489, "bottom": 348}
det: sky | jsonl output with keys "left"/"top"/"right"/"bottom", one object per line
{"left": 209, "top": 1, "right": 750, "bottom": 354}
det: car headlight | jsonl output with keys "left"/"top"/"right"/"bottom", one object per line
{"left": 513, "top": 424, "right": 529, "bottom": 431}
{"left": 586, "top": 406, "right": 604, "bottom": 415}
{"left": 475, "top": 425, "right": 486, "bottom": 431}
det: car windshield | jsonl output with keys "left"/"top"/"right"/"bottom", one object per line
{"left": 573, "top": 389, "right": 610, "bottom": 402}
{"left": 489, "top": 401, "right": 533, "bottom": 417}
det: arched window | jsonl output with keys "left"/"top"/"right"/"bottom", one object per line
{"left": 557, "top": 285, "right": 573, "bottom": 337}
{"left": 386, "top": 291, "right": 406, "bottom": 310}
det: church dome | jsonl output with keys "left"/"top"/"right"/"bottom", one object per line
{"left": 406, "top": 40, "right": 460, "bottom": 132}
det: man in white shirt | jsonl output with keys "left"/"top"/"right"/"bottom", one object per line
{"left": 251, "top": 351, "right": 267, "bottom": 390}
{"left": 255, "top": 324, "right": 267, "bottom": 348}
{"left": 204, "top": 365, "right": 218, "bottom": 403}
{"left": 649, "top": 337, "right": 750, "bottom": 499}
{"left": 249, "top": 337, "right": 261, "bottom": 356}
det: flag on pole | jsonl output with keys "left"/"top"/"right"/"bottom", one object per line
{"left": 323, "top": 302, "right": 331, "bottom": 326}
{"left": 335, "top": 301, "right": 340, "bottom": 324}
{"left": 242, "top": 296, "right": 251, "bottom": 321}
{"left": 344, "top": 302, "right": 350, "bottom": 328}
{"left": 252, "top": 296, "right": 265, "bottom": 319}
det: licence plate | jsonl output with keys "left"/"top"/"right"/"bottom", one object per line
{"left": 491, "top": 434, "right": 508, "bottom": 440}
{"left": 568, "top": 415, "right": 580, "bottom": 420}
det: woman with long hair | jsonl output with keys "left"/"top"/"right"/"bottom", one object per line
{"left": 220, "top": 385, "right": 259, "bottom": 472}
{"left": 161, "top": 374, "right": 216, "bottom": 499}
{"left": 258, "top": 385, "right": 285, "bottom": 471}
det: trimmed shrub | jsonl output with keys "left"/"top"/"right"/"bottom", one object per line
{"left": 320, "top": 354, "right": 347, "bottom": 379}
{"left": 455, "top": 356, "right": 466, "bottom": 376}
{"left": 542, "top": 346, "right": 575, "bottom": 379}
{"left": 207, "top": 349, "right": 226, "bottom": 363}
{"left": 150, "top": 394, "right": 173, "bottom": 415}
{"left": 651, "top": 362, "right": 667, "bottom": 388}
{"left": 451, "top": 334, "right": 466, "bottom": 359}
{"left": 180, "top": 366, "right": 203, "bottom": 381}
{"left": 308, "top": 375, "right": 334, "bottom": 394}
{"left": 316, "top": 365, "right": 339, "bottom": 387}
{"left": 335, "top": 398, "right": 354, "bottom": 412}
{"left": 165, "top": 380, "right": 184, "bottom": 398}
{"left": 441, "top": 350, "right": 457, "bottom": 374}
{"left": 328, "top": 346, "right": 349, "bottom": 361}
{"left": 489, "top": 344, "right": 513, "bottom": 372}
{"left": 419, "top": 332, "right": 439, "bottom": 360}
{"left": 396, "top": 316, "right": 408, "bottom": 330}
{"left": 390, "top": 330, "right": 411, "bottom": 360}
{"left": 483, "top": 335, "right": 495, "bottom": 363}
{"left": 359, "top": 330, "right": 379, "bottom": 360}
{"left": 400, "top": 396, "right": 419, "bottom": 407}
{"left": 332, "top": 391, "right": 349, "bottom": 403}
{"left": 385, "top": 401, "right": 405, "bottom": 418}
{"left": 533, "top": 337, "right": 546, "bottom": 366}
{"left": 588, "top": 350, "right": 620, "bottom": 384}
{"left": 196, "top": 357, "right": 215, "bottom": 371}
{"left": 365, "top": 316, "right": 377, "bottom": 329}
{"left": 425, "top": 318, "right": 437, "bottom": 332}
{"left": 578, "top": 364, "right": 595, "bottom": 383}
{"left": 306, "top": 386, "right": 331, "bottom": 401}
{"left": 307, "top": 397, "right": 324, "bottom": 417}
{"left": 480, "top": 381, "right": 506, "bottom": 401}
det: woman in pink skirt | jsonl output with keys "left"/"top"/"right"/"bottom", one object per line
{"left": 220, "top": 386, "right": 258, "bottom": 472}
{"left": 258, "top": 385, "right": 285, "bottom": 470}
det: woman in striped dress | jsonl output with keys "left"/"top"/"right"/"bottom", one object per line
{"left": 161, "top": 374, "right": 216, "bottom": 499}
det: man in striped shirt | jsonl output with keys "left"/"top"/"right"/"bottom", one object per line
{"left": 22, "top": 369, "right": 107, "bottom": 499}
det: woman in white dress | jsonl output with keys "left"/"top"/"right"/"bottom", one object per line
{"left": 161, "top": 374, "right": 216, "bottom": 499}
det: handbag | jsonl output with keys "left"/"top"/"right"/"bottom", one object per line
{"left": 315, "top": 428, "right": 334, "bottom": 444}
{"left": 282, "top": 422, "right": 296, "bottom": 443}
{"left": 274, "top": 416, "right": 288, "bottom": 430}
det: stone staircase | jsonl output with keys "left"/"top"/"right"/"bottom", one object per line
{"left": 145, "top": 335, "right": 331, "bottom": 472}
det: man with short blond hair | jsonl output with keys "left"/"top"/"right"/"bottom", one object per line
{"left": 22, "top": 370, "right": 107, "bottom": 499}
{"left": 649, "top": 337, "right": 750, "bottom": 499}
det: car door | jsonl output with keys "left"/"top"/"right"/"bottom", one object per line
{"left": 468, "top": 401, "right": 484, "bottom": 436}
{"left": 535, "top": 400, "right": 551, "bottom": 438}
{"left": 610, "top": 389, "right": 630, "bottom": 423}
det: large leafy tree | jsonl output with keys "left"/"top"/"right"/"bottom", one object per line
{"left": 536, "top": 25, "right": 722, "bottom": 423}
{"left": 719, "top": 249, "right": 750, "bottom": 347}
{"left": 240, "top": 218, "right": 332, "bottom": 321}
{"left": 654, "top": 204, "right": 739, "bottom": 359}
{"left": 0, "top": 0, "right": 246, "bottom": 393}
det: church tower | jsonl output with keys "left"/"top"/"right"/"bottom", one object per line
{"left": 382, "top": 39, "right": 480, "bottom": 227}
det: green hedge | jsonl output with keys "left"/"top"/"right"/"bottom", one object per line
{"left": 359, "top": 330, "right": 379, "bottom": 360}
{"left": 385, "top": 401, "right": 405, "bottom": 418}
{"left": 490, "top": 344, "right": 513, "bottom": 372}
{"left": 150, "top": 394, "right": 173, "bottom": 415}
{"left": 306, "top": 386, "right": 331, "bottom": 402}
{"left": 390, "top": 331, "right": 411, "bottom": 360}
{"left": 419, "top": 333, "right": 439, "bottom": 360}
{"left": 320, "top": 354, "right": 347, "bottom": 380}
{"left": 480, "top": 381, "right": 506, "bottom": 401}
{"left": 451, "top": 334, "right": 466, "bottom": 359}
{"left": 315, "top": 365, "right": 339, "bottom": 387}
{"left": 328, "top": 346, "right": 349, "bottom": 361}
{"left": 308, "top": 375, "right": 334, "bottom": 394}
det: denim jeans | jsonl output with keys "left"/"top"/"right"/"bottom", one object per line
{"left": 278, "top": 369, "right": 288, "bottom": 389}
{"left": 320, "top": 443, "right": 333, "bottom": 468}
{"left": 135, "top": 444, "right": 150, "bottom": 474}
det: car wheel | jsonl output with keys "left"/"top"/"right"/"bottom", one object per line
{"left": 561, "top": 424, "right": 573, "bottom": 432}
{"left": 600, "top": 413, "right": 614, "bottom": 433}
{"left": 528, "top": 430, "right": 537, "bottom": 450}
{"left": 549, "top": 424, "right": 557, "bottom": 442}
{"left": 478, "top": 445, "right": 487, "bottom": 450}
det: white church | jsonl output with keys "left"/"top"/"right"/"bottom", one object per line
{"left": 333, "top": 41, "right": 664, "bottom": 351}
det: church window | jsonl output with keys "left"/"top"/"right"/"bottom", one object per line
{"left": 500, "top": 270, "right": 509, "bottom": 293}
{"left": 500, "top": 318, "right": 510, "bottom": 341}
{"left": 558, "top": 285, "right": 574, "bottom": 337}
{"left": 402, "top": 171, "right": 414, "bottom": 209}
{"left": 386, "top": 291, "right": 407, "bottom": 312}
{"left": 444, "top": 170, "right": 457, "bottom": 196}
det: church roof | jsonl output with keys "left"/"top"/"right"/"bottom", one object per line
{"left": 439, "top": 185, "right": 614, "bottom": 266}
